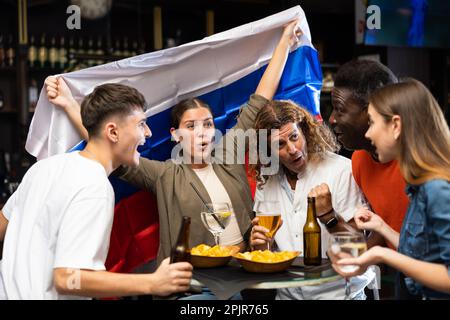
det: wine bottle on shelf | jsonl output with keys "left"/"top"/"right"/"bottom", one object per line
{"left": 87, "top": 36, "right": 95, "bottom": 66}
{"left": 38, "top": 33, "right": 48, "bottom": 68}
{"left": 131, "top": 40, "right": 138, "bottom": 57}
{"left": 58, "top": 36, "right": 67, "bottom": 70}
{"left": 0, "top": 89, "right": 4, "bottom": 110}
{"left": 75, "top": 36, "right": 87, "bottom": 70}
{"left": 6, "top": 34, "right": 15, "bottom": 67}
{"left": 29, "top": 78, "right": 38, "bottom": 113}
{"left": 0, "top": 150, "right": 7, "bottom": 202}
{"left": 113, "top": 38, "right": 122, "bottom": 58}
{"left": 67, "top": 36, "right": 76, "bottom": 69}
{"left": 48, "top": 36, "right": 58, "bottom": 69}
{"left": 0, "top": 35, "right": 5, "bottom": 67}
{"left": 76, "top": 36, "right": 85, "bottom": 56}
{"left": 28, "top": 35, "right": 37, "bottom": 68}
{"left": 138, "top": 39, "right": 146, "bottom": 55}
{"left": 122, "top": 36, "right": 130, "bottom": 57}
{"left": 95, "top": 35, "right": 104, "bottom": 65}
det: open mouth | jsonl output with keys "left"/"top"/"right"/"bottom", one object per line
{"left": 291, "top": 153, "right": 304, "bottom": 164}
{"left": 198, "top": 141, "right": 210, "bottom": 151}
{"left": 135, "top": 141, "right": 146, "bottom": 154}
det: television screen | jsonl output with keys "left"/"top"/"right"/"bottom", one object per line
{"left": 362, "top": 0, "right": 450, "bottom": 49}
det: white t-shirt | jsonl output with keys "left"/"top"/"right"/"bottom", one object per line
{"left": 254, "top": 152, "right": 374, "bottom": 300}
{"left": 193, "top": 165, "right": 243, "bottom": 246}
{"left": 0, "top": 152, "right": 114, "bottom": 300}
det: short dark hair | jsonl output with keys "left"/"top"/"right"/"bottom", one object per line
{"left": 80, "top": 83, "right": 147, "bottom": 137}
{"left": 170, "top": 98, "right": 213, "bottom": 128}
{"left": 334, "top": 59, "right": 398, "bottom": 107}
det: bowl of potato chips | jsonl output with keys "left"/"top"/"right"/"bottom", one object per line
{"left": 233, "top": 250, "right": 300, "bottom": 273}
{"left": 190, "top": 244, "right": 240, "bottom": 268}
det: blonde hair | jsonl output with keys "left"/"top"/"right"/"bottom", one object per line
{"left": 251, "top": 100, "right": 339, "bottom": 187}
{"left": 370, "top": 78, "right": 450, "bottom": 184}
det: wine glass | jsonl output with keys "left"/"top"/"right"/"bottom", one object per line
{"left": 255, "top": 200, "right": 281, "bottom": 251}
{"left": 200, "top": 202, "right": 232, "bottom": 246}
{"left": 328, "top": 231, "right": 367, "bottom": 300}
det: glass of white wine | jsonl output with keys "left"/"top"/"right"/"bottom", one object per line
{"left": 329, "top": 232, "right": 367, "bottom": 299}
{"left": 255, "top": 200, "right": 282, "bottom": 251}
{"left": 200, "top": 202, "right": 232, "bottom": 246}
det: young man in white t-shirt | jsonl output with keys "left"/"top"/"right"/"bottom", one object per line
{"left": 249, "top": 100, "right": 375, "bottom": 300}
{"left": 0, "top": 80, "right": 192, "bottom": 299}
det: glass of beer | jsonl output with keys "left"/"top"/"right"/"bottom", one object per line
{"left": 255, "top": 200, "right": 282, "bottom": 251}
{"left": 200, "top": 202, "right": 233, "bottom": 246}
{"left": 328, "top": 232, "right": 367, "bottom": 299}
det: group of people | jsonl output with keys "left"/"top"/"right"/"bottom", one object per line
{"left": 0, "top": 19, "right": 449, "bottom": 300}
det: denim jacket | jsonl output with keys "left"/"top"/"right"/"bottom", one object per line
{"left": 398, "top": 179, "right": 450, "bottom": 299}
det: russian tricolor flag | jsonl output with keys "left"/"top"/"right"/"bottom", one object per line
{"left": 25, "top": 6, "right": 322, "bottom": 273}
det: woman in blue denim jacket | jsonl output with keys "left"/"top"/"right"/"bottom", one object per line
{"left": 329, "top": 78, "right": 450, "bottom": 298}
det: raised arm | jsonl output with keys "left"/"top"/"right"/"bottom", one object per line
{"left": 255, "top": 19, "right": 301, "bottom": 100}
{"left": 45, "top": 76, "right": 89, "bottom": 141}
{"left": 217, "top": 20, "right": 302, "bottom": 163}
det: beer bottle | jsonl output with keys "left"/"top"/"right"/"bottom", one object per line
{"left": 303, "top": 196, "right": 322, "bottom": 265}
{"left": 170, "top": 216, "right": 191, "bottom": 263}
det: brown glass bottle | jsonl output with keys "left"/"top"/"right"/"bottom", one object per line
{"left": 170, "top": 216, "right": 191, "bottom": 263}
{"left": 303, "top": 196, "right": 322, "bottom": 266}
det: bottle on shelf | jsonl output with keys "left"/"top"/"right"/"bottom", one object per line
{"left": 67, "top": 36, "right": 76, "bottom": 69}
{"left": 95, "top": 35, "right": 104, "bottom": 65}
{"left": 113, "top": 37, "right": 122, "bottom": 58}
{"left": 6, "top": 34, "right": 15, "bottom": 67}
{"left": 138, "top": 39, "right": 146, "bottom": 55}
{"left": 0, "top": 88, "right": 4, "bottom": 110}
{"left": 28, "top": 34, "right": 37, "bottom": 68}
{"left": 87, "top": 36, "right": 95, "bottom": 66}
{"left": 58, "top": 36, "right": 67, "bottom": 70}
{"left": 0, "top": 150, "right": 8, "bottom": 203}
{"left": 131, "top": 40, "right": 138, "bottom": 57}
{"left": 29, "top": 78, "right": 38, "bottom": 113}
{"left": 76, "top": 36, "right": 85, "bottom": 56}
{"left": 48, "top": 36, "right": 58, "bottom": 69}
{"left": 38, "top": 33, "right": 48, "bottom": 68}
{"left": 122, "top": 36, "right": 130, "bottom": 57}
{"left": 0, "top": 35, "right": 5, "bottom": 67}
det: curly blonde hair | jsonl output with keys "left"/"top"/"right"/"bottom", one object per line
{"left": 250, "top": 100, "right": 339, "bottom": 187}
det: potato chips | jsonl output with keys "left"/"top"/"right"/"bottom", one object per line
{"left": 191, "top": 244, "right": 236, "bottom": 257}
{"left": 234, "top": 250, "right": 298, "bottom": 263}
